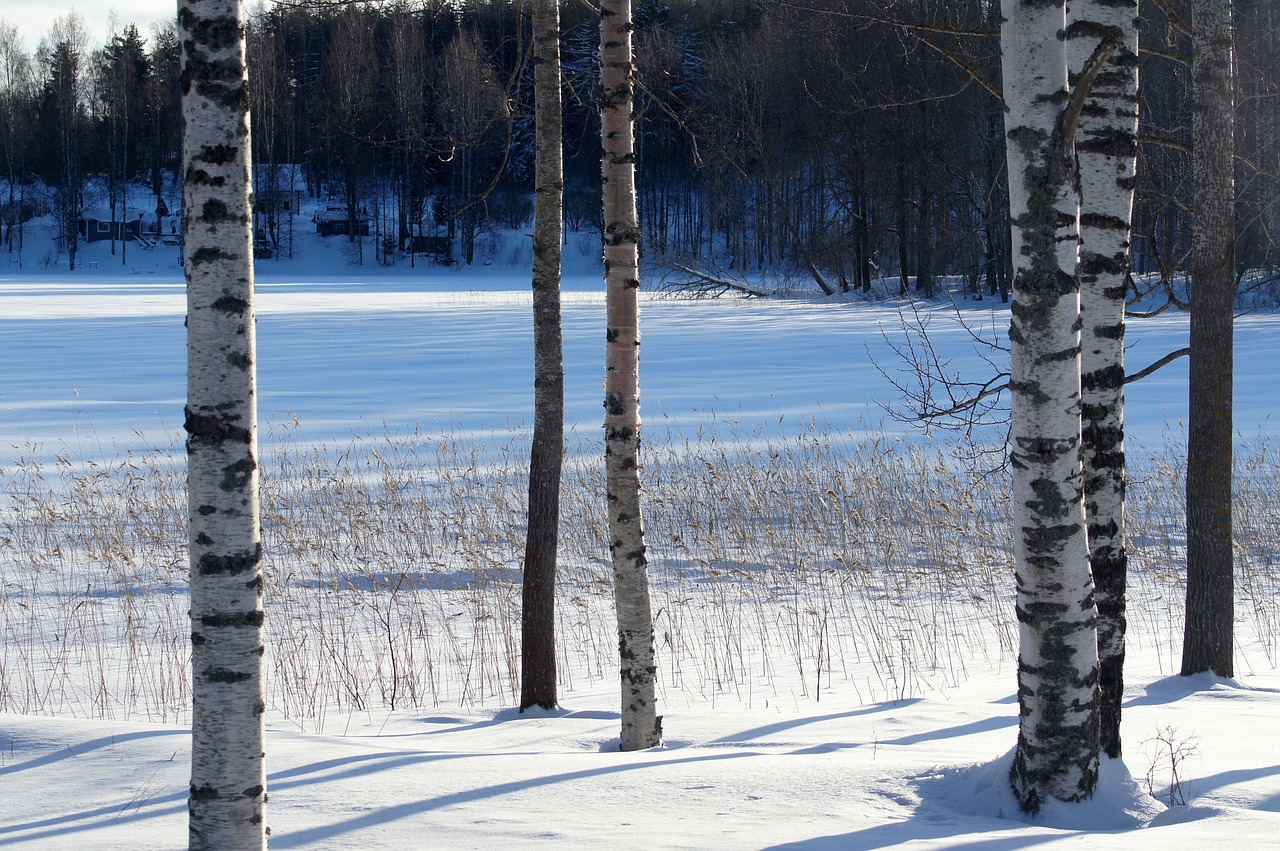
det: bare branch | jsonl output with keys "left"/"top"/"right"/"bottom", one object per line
{"left": 1125, "top": 347, "right": 1190, "bottom": 384}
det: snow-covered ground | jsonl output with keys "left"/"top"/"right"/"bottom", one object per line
{"left": 1, "top": 225, "right": 1279, "bottom": 848}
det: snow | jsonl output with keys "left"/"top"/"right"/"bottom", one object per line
{"left": 2, "top": 222, "right": 1279, "bottom": 848}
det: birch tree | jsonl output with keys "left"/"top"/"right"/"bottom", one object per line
{"left": 1001, "top": 0, "right": 1103, "bottom": 812}
{"left": 601, "top": 0, "right": 661, "bottom": 751}
{"left": 179, "top": 0, "right": 266, "bottom": 847}
{"left": 1066, "top": 0, "right": 1139, "bottom": 759}
{"left": 1182, "top": 0, "right": 1236, "bottom": 679}
{"left": 0, "top": 22, "right": 33, "bottom": 260}
{"left": 520, "top": 0, "right": 566, "bottom": 712}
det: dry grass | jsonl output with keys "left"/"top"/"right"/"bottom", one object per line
{"left": 2, "top": 421, "right": 1276, "bottom": 730}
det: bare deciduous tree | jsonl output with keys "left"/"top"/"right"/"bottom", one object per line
{"left": 601, "top": 0, "right": 661, "bottom": 751}
{"left": 179, "top": 0, "right": 267, "bottom": 846}
{"left": 1067, "top": 0, "right": 1139, "bottom": 760}
{"left": 1182, "top": 0, "right": 1237, "bottom": 679}
{"left": 1001, "top": 0, "right": 1103, "bottom": 812}
{"left": 520, "top": 0, "right": 566, "bottom": 712}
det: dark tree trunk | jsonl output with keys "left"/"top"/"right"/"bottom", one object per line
{"left": 521, "top": 0, "right": 566, "bottom": 712}
{"left": 1182, "top": 0, "right": 1236, "bottom": 679}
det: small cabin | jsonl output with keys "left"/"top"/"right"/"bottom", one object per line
{"left": 79, "top": 211, "right": 143, "bottom": 243}
{"left": 314, "top": 205, "right": 370, "bottom": 237}
{"left": 254, "top": 164, "right": 306, "bottom": 215}
{"left": 405, "top": 235, "right": 453, "bottom": 263}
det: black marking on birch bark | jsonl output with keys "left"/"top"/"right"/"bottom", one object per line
{"left": 195, "top": 532, "right": 214, "bottom": 546}
{"left": 1023, "top": 528, "right": 1084, "bottom": 570}
{"left": 1081, "top": 445, "right": 1123, "bottom": 476}
{"left": 242, "top": 785, "right": 264, "bottom": 799}
{"left": 197, "top": 544, "right": 261, "bottom": 576}
{"left": 211, "top": 294, "right": 249, "bottom": 314}
{"left": 201, "top": 610, "right": 264, "bottom": 629}
{"left": 1065, "top": 19, "right": 1122, "bottom": 42}
{"left": 1081, "top": 364, "right": 1125, "bottom": 390}
{"left": 604, "top": 393, "right": 626, "bottom": 416}
{"left": 1026, "top": 466, "right": 1078, "bottom": 517}
{"left": 226, "top": 351, "right": 252, "bottom": 371}
{"left": 1040, "top": 344, "right": 1081, "bottom": 364}
{"left": 621, "top": 665, "right": 656, "bottom": 683}
{"left": 1007, "top": 379, "right": 1050, "bottom": 405}
{"left": 606, "top": 224, "right": 641, "bottom": 244}
{"left": 198, "top": 144, "right": 238, "bottom": 166}
{"left": 1076, "top": 129, "right": 1137, "bottom": 158}
{"left": 1008, "top": 125, "right": 1049, "bottom": 152}
{"left": 191, "top": 631, "right": 207, "bottom": 645}
{"left": 1080, "top": 253, "right": 1126, "bottom": 276}
{"left": 1080, "top": 210, "right": 1130, "bottom": 231}
{"left": 180, "top": 55, "right": 247, "bottom": 108}
{"left": 200, "top": 199, "right": 237, "bottom": 223}
{"left": 606, "top": 427, "right": 637, "bottom": 444}
{"left": 197, "top": 504, "right": 217, "bottom": 516}
{"left": 190, "top": 784, "right": 220, "bottom": 801}
{"left": 190, "top": 246, "right": 239, "bottom": 266}
{"left": 186, "top": 168, "right": 226, "bottom": 188}
{"left": 185, "top": 408, "right": 251, "bottom": 445}
{"left": 178, "top": 10, "right": 241, "bottom": 50}
{"left": 205, "top": 667, "right": 253, "bottom": 683}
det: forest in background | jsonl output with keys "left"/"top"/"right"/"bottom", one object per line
{"left": 1, "top": 0, "right": 1278, "bottom": 290}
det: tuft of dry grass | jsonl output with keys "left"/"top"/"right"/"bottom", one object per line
{"left": 2, "top": 421, "right": 1276, "bottom": 730}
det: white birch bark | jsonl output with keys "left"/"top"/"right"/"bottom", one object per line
{"left": 1001, "top": 0, "right": 1100, "bottom": 812}
{"left": 601, "top": 0, "right": 661, "bottom": 751}
{"left": 1066, "top": 0, "right": 1138, "bottom": 759}
{"left": 180, "top": 1, "right": 266, "bottom": 847}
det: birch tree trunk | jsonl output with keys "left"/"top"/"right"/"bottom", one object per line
{"left": 520, "top": 0, "right": 565, "bottom": 712}
{"left": 179, "top": 1, "right": 266, "bottom": 847}
{"left": 1182, "top": 0, "right": 1236, "bottom": 679}
{"left": 1066, "top": 0, "right": 1138, "bottom": 759}
{"left": 1002, "top": 0, "right": 1100, "bottom": 813}
{"left": 601, "top": 0, "right": 661, "bottom": 751}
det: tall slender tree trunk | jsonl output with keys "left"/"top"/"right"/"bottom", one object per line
{"left": 1001, "top": 0, "right": 1101, "bottom": 813}
{"left": 1067, "top": 0, "right": 1139, "bottom": 760}
{"left": 520, "top": 0, "right": 565, "bottom": 712}
{"left": 600, "top": 0, "right": 661, "bottom": 751}
{"left": 179, "top": 1, "right": 267, "bottom": 847}
{"left": 1182, "top": 0, "right": 1236, "bottom": 679}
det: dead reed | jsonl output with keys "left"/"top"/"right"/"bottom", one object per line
{"left": 2, "top": 421, "right": 1275, "bottom": 730}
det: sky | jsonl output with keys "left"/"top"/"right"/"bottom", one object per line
{"left": 0, "top": 1, "right": 277, "bottom": 51}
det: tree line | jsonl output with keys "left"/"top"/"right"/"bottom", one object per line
{"left": 3, "top": 0, "right": 1278, "bottom": 285}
